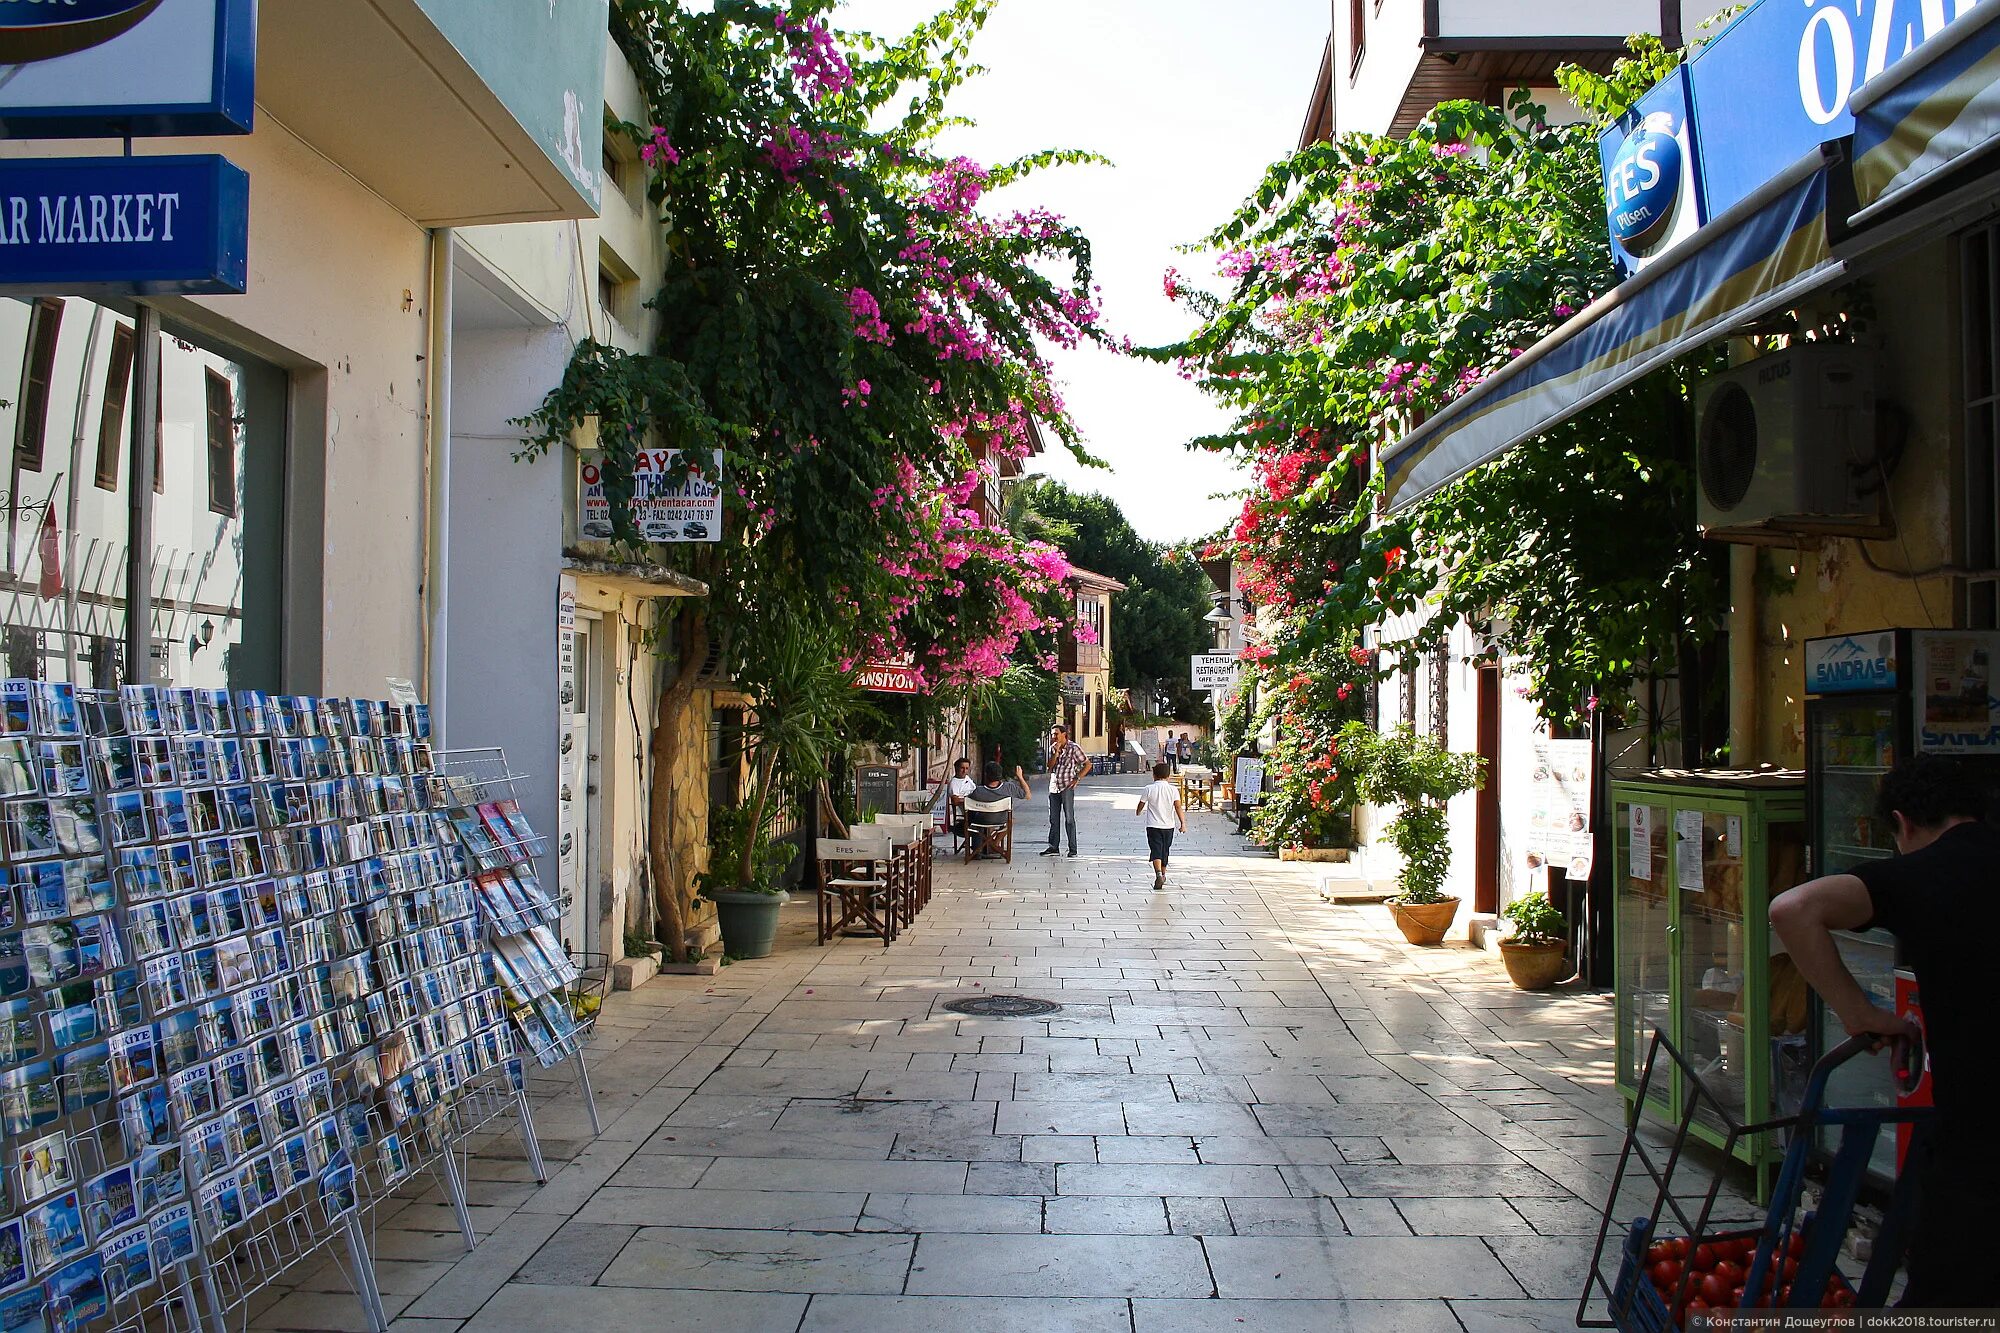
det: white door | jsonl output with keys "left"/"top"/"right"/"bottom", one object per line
{"left": 560, "top": 617, "right": 595, "bottom": 952}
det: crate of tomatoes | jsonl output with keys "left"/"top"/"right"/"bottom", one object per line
{"left": 1581, "top": 1032, "right": 1924, "bottom": 1331}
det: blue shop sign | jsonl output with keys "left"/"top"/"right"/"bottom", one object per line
{"left": 0, "top": 0, "right": 255, "bottom": 138}
{"left": 1805, "top": 633, "right": 1899, "bottom": 694}
{"left": 1599, "top": 67, "right": 1705, "bottom": 274}
{"left": 1686, "top": 0, "right": 1988, "bottom": 218}
{"left": 0, "top": 155, "right": 248, "bottom": 296}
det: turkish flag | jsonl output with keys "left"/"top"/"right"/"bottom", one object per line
{"left": 36, "top": 505, "right": 60, "bottom": 601}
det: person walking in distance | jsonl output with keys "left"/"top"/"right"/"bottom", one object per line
{"left": 1768, "top": 755, "right": 1999, "bottom": 1308}
{"left": 1162, "top": 732, "right": 1178, "bottom": 774}
{"left": 1041, "top": 725, "right": 1088, "bottom": 858}
{"left": 1137, "top": 762, "right": 1186, "bottom": 891}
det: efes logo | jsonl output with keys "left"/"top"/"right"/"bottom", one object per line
{"left": 1606, "top": 111, "right": 1683, "bottom": 254}
{"left": 0, "top": 0, "right": 164, "bottom": 65}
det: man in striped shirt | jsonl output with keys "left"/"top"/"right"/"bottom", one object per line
{"left": 1041, "top": 725, "right": 1089, "bottom": 858}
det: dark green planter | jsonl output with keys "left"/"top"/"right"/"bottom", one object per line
{"left": 707, "top": 890, "right": 789, "bottom": 959}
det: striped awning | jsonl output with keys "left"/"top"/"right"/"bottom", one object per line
{"left": 1382, "top": 147, "right": 1843, "bottom": 513}
{"left": 1850, "top": 2, "right": 2000, "bottom": 224}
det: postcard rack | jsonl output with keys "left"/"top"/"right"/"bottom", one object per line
{"left": 433, "top": 748, "right": 601, "bottom": 1136}
{"left": 0, "top": 684, "right": 599, "bottom": 1333}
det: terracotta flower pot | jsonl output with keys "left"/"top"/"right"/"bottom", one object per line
{"left": 1499, "top": 939, "right": 1570, "bottom": 990}
{"left": 1387, "top": 896, "right": 1459, "bottom": 946}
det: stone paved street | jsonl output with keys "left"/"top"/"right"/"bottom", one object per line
{"left": 249, "top": 775, "right": 1750, "bottom": 1332}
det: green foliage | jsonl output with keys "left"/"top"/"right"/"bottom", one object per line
{"left": 1247, "top": 645, "right": 1371, "bottom": 850}
{"left": 1156, "top": 40, "right": 1726, "bottom": 728}
{"left": 1501, "top": 890, "right": 1566, "bottom": 946}
{"left": 1214, "top": 686, "right": 1253, "bottom": 759}
{"left": 696, "top": 803, "right": 798, "bottom": 896}
{"left": 1337, "top": 723, "right": 1483, "bottom": 903}
{"left": 1007, "top": 479, "right": 1214, "bottom": 717}
{"left": 973, "top": 664, "right": 1057, "bottom": 773}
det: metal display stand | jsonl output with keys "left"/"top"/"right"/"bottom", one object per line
{"left": 434, "top": 748, "right": 601, "bottom": 1137}
{"left": 0, "top": 688, "right": 599, "bottom": 1333}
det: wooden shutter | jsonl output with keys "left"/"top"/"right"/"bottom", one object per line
{"left": 94, "top": 323, "right": 135, "bottom": 491}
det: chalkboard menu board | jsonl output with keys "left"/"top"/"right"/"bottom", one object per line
{"left": 855, "top": 766, "right": 899, "bottom": 820}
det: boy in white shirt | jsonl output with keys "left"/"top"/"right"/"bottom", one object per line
{"left": 1137, "top": 762, "right": 1186, "bottom": 891}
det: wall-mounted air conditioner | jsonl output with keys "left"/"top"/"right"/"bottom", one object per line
{"left": 1694, "top": 345, "right": 1889, "bottom": 543}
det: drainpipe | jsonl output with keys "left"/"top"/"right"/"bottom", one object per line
{"left": 421, "top": 228, "right": 453, "bottom": 742}
{"left": 1729, "top": 544, "right": 1758, "bottom": 765}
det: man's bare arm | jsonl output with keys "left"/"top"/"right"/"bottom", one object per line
{"left": 1769, "top": 875, "right": 1911, "bottom": 1041}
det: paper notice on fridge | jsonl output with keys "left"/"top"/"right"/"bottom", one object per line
{"left": 1725, "top": 815, "right": 1743, "bottom": 860}
{"left": 1629, "top": 805, "right": 1652, "bottom": 881}
{"left": 1675, "top": 809, "right": 1705, "bottom": 892}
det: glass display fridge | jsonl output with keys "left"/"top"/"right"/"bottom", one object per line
{"left": 1801, "top": 628, "right": 2000, "bottom": 1185}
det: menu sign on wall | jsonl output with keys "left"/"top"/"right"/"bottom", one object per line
{"left": 1525, "top": 739, "right": 1593, "bottom": 880}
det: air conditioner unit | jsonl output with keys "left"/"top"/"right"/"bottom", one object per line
{"left": 1694, "top": 345, "right": 1886, "bottom": 542}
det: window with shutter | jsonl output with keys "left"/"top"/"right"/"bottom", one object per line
{"left": 95, "top": 323, "right": 135, "bottom": 491}
{"left": 14, "top": 299, "right": 62, "bottom": 472}
{"left": 204, "top": 368, "right": 237, "bottom": 517}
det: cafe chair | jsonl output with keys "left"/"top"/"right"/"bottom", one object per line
{"left": 962, "top": 797, "right": 1014, "bottom": 864}
{"left": 869, "top": 815, "right": 929, "bottom": 921}
{"left": 815, "top": 831, "right": 898, "bottom": 945}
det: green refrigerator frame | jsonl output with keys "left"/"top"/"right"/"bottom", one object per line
{"left": 1610, "top": 771, "right": 1806, "bottom": 1200}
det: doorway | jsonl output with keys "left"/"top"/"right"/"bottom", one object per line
{"left": 1474, "top": 662, "right": 1502, "bottom": 915}
{"left": 561, "top": 613, "right": 604, "bottom": 955}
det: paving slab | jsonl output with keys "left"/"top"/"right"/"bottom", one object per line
{"left": 906, "top": 1233, "right": 1213, "bottom": 1297}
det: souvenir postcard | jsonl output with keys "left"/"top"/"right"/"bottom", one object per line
{"left": 185, "top": 787, "right": 221, "bottom": 838}
{"left": 17, "top": 867, "right": 62, "bottom": 926}
{"left": 13, "top": 1131, "right": 71, "bottom": 1204}
{"left": 195, "top": 838, "right": 233, "bottom": 889}
{"left": 24, "top": 924, "right": 78, "bottom": 989}
{"left": 248, "top": 878, "right": 281, "bottom": 929}
{"left": 85, "top": 737, "right": 135, "bottom": 795}
{"left": 71, "top": 916, "right": 116, "bottom": 979}
{"left": 45, "top": 800, "right": 97, "bottom": 858}
{"left": 99, "top": 1226, "right": 152, "bottom": 1304}
{"left": 135, "top": 1142, "right": 183, "bottom": 1213}
{"left": 165, "top": 691, "right": 201, "bottom": 738}
{"left": 196, "top": 1172, "right": 241, "bottom": 1236}
{"left": 246, "top": 1153, "right": 278, "bottom": 1213}
{"left": 146, "top": 789, "right": 188, "bottom": 841}
{"left": 0, "top": 1217, "right": 23, "bottom": 1290}
{"left": 148, "top": 1203, "right": 194, "bottom": 1270}
{"left": 32, "top": 745, "right": 85, "bottom": 799}
{"left": 82, "top": 1164, "right": 136, "bottom": 1237}
{"left": 0, "top": 999, "right": 33, "bottom": 1065}
{"left": 43, "top": 1003, "right": 97, "bottom": 1054}
{"left": 0, "top": 684, "right": 26, "bottom": 737}
{"left": 43, "top": 1252, "right": 106, "bottom": 1332}
{"left": 101, "top": 792, "right": 147, "bottom": 849}
{"left": 107, "top": 1028, "right": 156, "bottom": 1092}
{"left": 306, "top": 1116, "right": 341, "bottom": 1171}
{"left": 376, "top": 1129, "right": 411, "bottom": 1185}
{"left": 0, "top": 1286, "right": 43, "bottom": 1333}
{"left": 235, "top": 692, "right": 270, "bottom": 735}
{"left": 22, "top": 1191, "right": 84, "bottom": 1275}
{"left": 252, "top": 1035, "right": 287, "bottom": 1086}
{"left": 160, "top": 842, "right": 197, "bottom": 896}
{"left": 116, "top": 1085, "right": 172, "bottom": 1152}
{"left": 115, "top": 847, "right": 163, "bottom": 904}
{"left": 0, "top": 872, "right": 13, "bottom": 933}
{"left": 131, "top": 737, "right": 173, "bottom": 789}
{"left": 197, "top": 998, "right": 240, "bottom": 1059}
{"left": 125, "top": 903, "right": 172, "bottom": 960}
{"left": 117, "top": 687, "right": 163, "bottom": 736}
{"left": 214, "top": 937, "right": 253, "bottom": 991}
{"left": 29, "top": 686, "right": 79, "bottom": 741}
{"left": 214, "top": 1050, "right": 252, "bottom": 1105}
{"left": 61, "top": 860, "right": 112, "bottom": 918}
{"left": 316, "top": 1156, "right": 356, "bottom": 1224}
{"left": 3, "top": 803, "right": 54, "bottom": 862}
{"left": 97, "top": 968, "right": 144, "bottom": 1028}
{"left": 279, "top": 1134, "right": 311, "bottom": 1189}
{"left": 169, "top": 1064, "right": 214, "bottom": 1124}
{"left": 188, "top": 1121, "right": 228, "bottom": 1181}
{"left": 0, "top": 742, "right": 33, "bottom": 801}
{"left": 0, "top": 937, "right": 23, "bottom": 1001}
{"left": 56, "top": 1043, "right": 110, "bottom": 1115}
{"left": 155, "top": 1010, "right": 199, "bottom": 1073}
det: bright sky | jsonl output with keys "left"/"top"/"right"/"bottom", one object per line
{"left": 836, "top": 0, "right": 1331, "bottom": 545}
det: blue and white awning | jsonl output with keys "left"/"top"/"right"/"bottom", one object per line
{"left": 1382, "top": 148, "right": 1843, "bottom": 513}
{"left": 1851, "top": 1, "right": 2000, "bottom": 223}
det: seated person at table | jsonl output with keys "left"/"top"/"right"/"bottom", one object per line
{"left": 947, "top": 757, "right": 975, "bottom": 835}
{"left": 966, "top": 762, "right": 1028, "bottom": 858}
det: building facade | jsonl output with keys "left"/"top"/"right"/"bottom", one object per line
{"left": 1059, "top": 567, "right": 1125, "bottom": 754}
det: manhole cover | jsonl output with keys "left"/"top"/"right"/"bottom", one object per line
{"left": 942, "top": 994, "right": 1063, "bottom": 1017}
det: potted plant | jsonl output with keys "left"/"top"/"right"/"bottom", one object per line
{"left": 1498, "top": 890, "right": 1570, "bottom": 989}
{"left": 1339, "top": 721, "right": 1484, "bottom": 946}
{"left": 697, "top": 804, "right": 796, "bottom": 959}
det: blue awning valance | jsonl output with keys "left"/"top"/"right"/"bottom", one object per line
{"left": 1851, "top": 1, "right": 2000, "bottom": 224}
{"left": 1382, "top": 148, "right": 1843, "bottom": 513}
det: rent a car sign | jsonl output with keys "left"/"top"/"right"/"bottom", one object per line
{"left": 579, "top": 450, "right": 722, "bottom": 544}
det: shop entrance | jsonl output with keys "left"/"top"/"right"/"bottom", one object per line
{"left": 1474, "top": 662, "right": 1502, "bottom": 915}
{"left": 562, "top": 613, "right": 604, "bottom": 955}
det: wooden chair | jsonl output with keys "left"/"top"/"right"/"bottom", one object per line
{"left": 870, "top": 816, "right": 927, "bottom": 923}
{"left": 815, "top": 832, "right": 898, "bottom": 944}
{"left": 961, "top": 797, "right": 1014, "bottom": 863}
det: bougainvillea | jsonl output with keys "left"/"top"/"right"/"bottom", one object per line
{"left": 519, "top": 0, "right": 1116, "bottom": 955}
{"left": 1159, "top": 43, "right": 1723, "bottom": 736}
